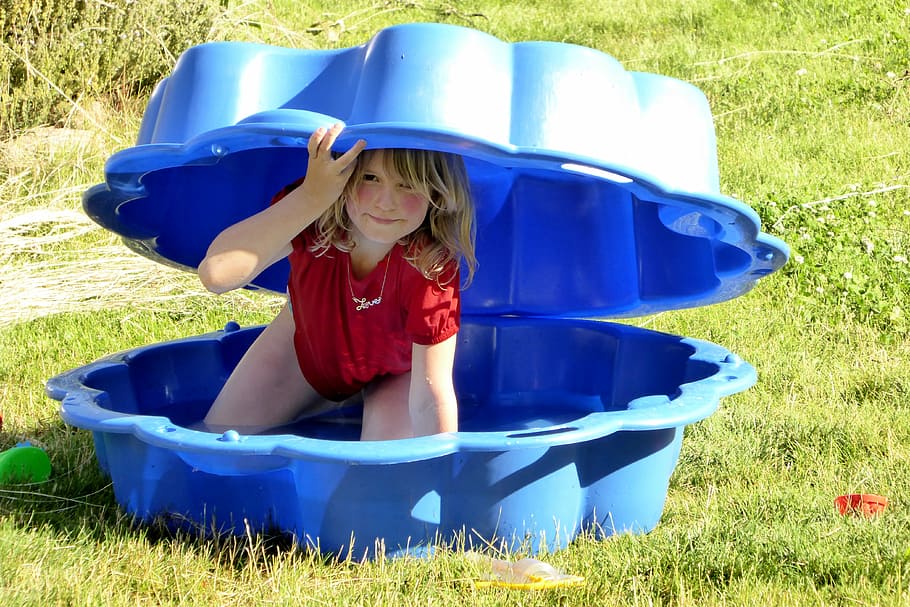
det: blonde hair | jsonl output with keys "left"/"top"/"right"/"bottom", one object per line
{"left": 310, "top": 148, "right": 477, "bottom": 287}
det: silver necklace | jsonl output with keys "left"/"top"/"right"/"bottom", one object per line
{"left": 347, "top": 255, "right": 390, "bottom": 311}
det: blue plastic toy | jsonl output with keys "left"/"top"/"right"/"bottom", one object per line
{"left": 46, "top": 23, "right": 788, "bottom": 558}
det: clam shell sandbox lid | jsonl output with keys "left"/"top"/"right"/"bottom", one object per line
{"left": 48, "top": 23, "right": 788, "bottom": 558}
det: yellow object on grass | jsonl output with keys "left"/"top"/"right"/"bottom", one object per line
{"left": 467, "top": 551, "right": 586, "bottom": 590}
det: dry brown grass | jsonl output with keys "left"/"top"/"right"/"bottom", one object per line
{"left": 0, "top": 207, "right": 215, "bottom": 327}
{"left": 0, "top": 126, "right": 280, "bottom": 327}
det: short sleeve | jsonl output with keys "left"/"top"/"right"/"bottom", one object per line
{"left": 405, "top": 268, "right": 461, "bottom": 346}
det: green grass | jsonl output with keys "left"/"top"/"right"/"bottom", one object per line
{"left": 2, "top": 0, "right": 910, "bottom": 604}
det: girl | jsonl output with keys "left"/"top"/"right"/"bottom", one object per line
{"left": 198, "top": 124, "right": 477, "bottom": 440}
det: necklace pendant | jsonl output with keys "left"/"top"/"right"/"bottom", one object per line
{"left": 353, "top": 295, "right": 382, "bottom": 311}
{"left": 348, "top": 255, "right": 390, "bottom": 311}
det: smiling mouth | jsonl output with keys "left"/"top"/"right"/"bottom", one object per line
{"left": 368, "top": 215, "right": 399, "bottom": 225}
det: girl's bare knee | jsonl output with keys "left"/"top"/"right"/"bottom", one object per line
{"left": 360, "top": 373, "right": 412, "bottom": 441}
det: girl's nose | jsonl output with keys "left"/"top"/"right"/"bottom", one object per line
{"left": 375, "top": 187, "right": 397, "bottom": 209}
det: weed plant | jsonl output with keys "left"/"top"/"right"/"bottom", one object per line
{"left": 1, "top": 0, "right": 909, "bottom": 605}
{"left": 0, "top": 0, "right": 219, "bottom": 133}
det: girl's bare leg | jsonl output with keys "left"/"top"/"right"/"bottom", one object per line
{"left": 202, "top": 303, "right": 327, "bottom": 433}
{"left": 360, "top": 372, "right": 413, "bottom": 441}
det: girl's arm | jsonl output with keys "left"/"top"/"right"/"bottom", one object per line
{"left": 408, "top": 334, "right": 459, "bottom": 435}
{"left": 198, "top": 125, "right": 365, "bottom": 293}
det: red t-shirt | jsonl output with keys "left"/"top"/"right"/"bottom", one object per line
{"left": 275, "top": 181, "right": 461, "bottom": 401}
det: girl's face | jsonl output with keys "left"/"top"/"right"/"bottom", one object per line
{"left": 346, "top": 151, "right": 430, "bottom": 248}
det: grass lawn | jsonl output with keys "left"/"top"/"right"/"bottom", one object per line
{"left": 1, "top": 1, "right": 908, "bottom": 605}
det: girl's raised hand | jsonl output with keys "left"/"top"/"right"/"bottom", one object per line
{"left": 300, "top": 124, "right": 367, "bottom": 209}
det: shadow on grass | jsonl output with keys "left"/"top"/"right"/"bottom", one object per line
{"left": 1, "top": 421, "right": 117, "bottom": 529}
{"left": 0, "top": 420, "right": 331, "bottom": 571}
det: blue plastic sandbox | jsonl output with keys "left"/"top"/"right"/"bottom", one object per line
{"left": 46, "top": 23, "right": 788, "bottom": 558}
{"left": 48, "top": 319, "right": 755, "bottom": 557}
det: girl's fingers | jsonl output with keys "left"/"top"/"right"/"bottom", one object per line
{"left": 307, "top": 127, "right": 327, "bottom": 157}
{"left": 335, "top": 138, "right": 367, "bottom": 172}
{"left": 308, "top": 124, "right": 341, "bottom": 157}
{"left": 308, "top": 124, "right": 364, "bottom": 172}
{"left": 318, "top": 123, "right": 343, "bottom": 156}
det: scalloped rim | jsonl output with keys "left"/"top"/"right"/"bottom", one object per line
{"left": 47, "top": 322, "right": 756, "bottom": 466}
{"left": 92, "top": 119, "right": 789, "bottom": 302}
{"left": 87, "top": 23, "right": 789, "bottom": 311}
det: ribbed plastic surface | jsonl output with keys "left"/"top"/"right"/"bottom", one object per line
{"left": 84, "top": 22, "right": 787, "bottom": 317}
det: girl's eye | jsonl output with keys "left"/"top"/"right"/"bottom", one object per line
{"left": 362, "top": 173, "right": 379, "bottom": 182}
